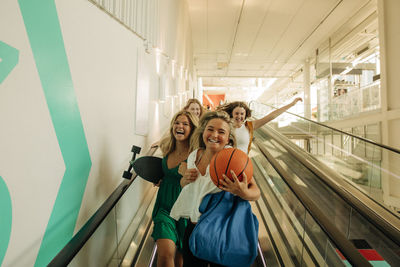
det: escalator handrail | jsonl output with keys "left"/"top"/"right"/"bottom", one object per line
{"left": 254, "top": 139, "right": 372, "bottom": 266}
{"left": 260, "top": 125, "right": 400, "bottom": 246}
{"left": 249, "top": 101, "right": 400, "bottom": 154}
{"left": 48, "top": 146, "right": 158, "bottom": 267}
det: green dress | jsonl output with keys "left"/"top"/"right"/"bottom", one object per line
{"left": 151, "top": 155, "right": 187, "bottom": 250}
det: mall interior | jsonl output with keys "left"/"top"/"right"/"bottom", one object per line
{"left": 0, "top": 0, "right": 400, "bottom": 266}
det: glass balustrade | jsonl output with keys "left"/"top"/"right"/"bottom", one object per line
{"left": 252, "top": 130, "right": 399, "bottom": 266}
{"left": 250, "top": 101, "right": 400, "bottom": 217}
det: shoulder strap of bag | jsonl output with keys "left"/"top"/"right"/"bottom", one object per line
{"left": 245, "top": 121, "right": 254, "bottom": 154}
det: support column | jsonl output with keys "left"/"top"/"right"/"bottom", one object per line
{"left": 303, "top": 59, "right": 311, "bottom": 119}
{"left": 377, "top": 0, "right": 400, "bottom": 208}
{"left": 378, "top": 0, "right": 400, "bottom": 112}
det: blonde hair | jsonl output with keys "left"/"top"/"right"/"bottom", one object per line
{"left": 160, "top": 110, "right": 199, "bottom": 156}
{"left": 216, "top": 101, "right": 252, "bottom": 119}
{"left": 189, "top": 111, "right": 236, "bottom": 152}
{"left": 183, "top": 98, "right": 205, "bottom": 118}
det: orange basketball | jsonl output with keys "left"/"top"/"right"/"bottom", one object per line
{"left": 209, "top": 148, "right": 253, "bottom": 187}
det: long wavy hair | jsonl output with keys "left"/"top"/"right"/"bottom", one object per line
{"left": 160, "top": 110, "right": 199, "bottom": 157}
{"left": 216, "top": 101, "right": 252, "bottom": 119}
{"left": 183, "top": 98, "right": 205, "bottom": 118}
{"left": 189, "top": 111, "right": 236, "bottom": 152}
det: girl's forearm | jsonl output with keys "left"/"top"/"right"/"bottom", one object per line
{"left": 239, "top": 184, "right": 260, "bottom": 201}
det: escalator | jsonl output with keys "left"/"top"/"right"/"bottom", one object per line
{"left": 247, "top": 101, "right": 400, "bottom": 266}
{"left": 48, "top": 109, "right": 400, "bottom": 266}
{"left": 250, "top": 126, "right": 400, "bottom": 266}
{"left": 122, "top": 122, "right": 400, "bottom": 266}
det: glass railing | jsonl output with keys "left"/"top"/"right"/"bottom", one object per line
{"left": 69, "top": 184, "right": 157, "bottom": 267}
{"left": 255, "top": 81, "right": 380, "bottom": 123}
{"left": 48, "top": 146, "right": 159, "bottom": 267}
{"left": 253, "top": 156, "right": 346, "bottom": 266}
{"left": 329, "top": 81, "right": 381, "bottom": 121}
{"left": 250, "top": 101, "right": 400, "bottom": 218}
{"left": 252, "top": 140, "right": 374, "bottom": 266}
{"left": 252, "top": 131, "right": 400, "bottom": 266}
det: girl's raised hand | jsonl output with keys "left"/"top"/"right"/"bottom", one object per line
{"left": 292, "top": 97, "right": 303, "bottom": 104}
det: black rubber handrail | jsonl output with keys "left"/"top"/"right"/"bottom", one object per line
{"left": 249, "top": 101, "right": 400, "bottom": 154}
{"left": 254, "top": 139, "right": 372, "bottom": 266}
{"left": 48, "top": 146, "right": 158, "bottom": 267}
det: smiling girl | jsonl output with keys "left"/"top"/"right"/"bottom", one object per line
{"left": 217, "top": 97, "right": 302, "bottom": 154}
{"left": 183, "top": 98, "right": 205, "bottom": 119}
{"left": 151, "top": 110, "right": 198, "bottom": 267}
{"left": 170, "top": 111, "right": 260, "bottom": 266}
{"left": 151, "top": 99, "right": 205, "bottom": 149}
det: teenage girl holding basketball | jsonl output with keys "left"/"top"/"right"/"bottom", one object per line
{"left": 170, "top": 111, "right": 260, "bottom": 266}
{"left": 151, "top": 110, "right": 198, "bottom": 267}
{"left": 217, "top": 97, "right": 302, "bottom": 153}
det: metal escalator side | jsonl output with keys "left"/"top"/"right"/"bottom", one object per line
{"left": 251, "top": 124, "right": 400, "bottom": 265}
{"left": 120, "top": 190, "right": 157, "bottom": 267}
{"left": 258, "top": 125, "right": 400, "bottom": 241}
{"left": 250, "top": 141, "right": 371, "bottom": 266}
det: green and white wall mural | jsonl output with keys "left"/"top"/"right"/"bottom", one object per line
{"left": 0, "top": 0, "right": 193, "bottom": 265}
{"left": 0, "top": 41, "right": 19, "bottom": 84}
{"left": 17, "top": 0, "right": 92, "bottom": 265}
{"left": 0, "top": 177, "right": 12, "bottom": 267}
{"left": 0, "top": 0, "right": 143, "bottom": 265}
{"left": 0, "top": 38, "right": 18, "bottom": 267}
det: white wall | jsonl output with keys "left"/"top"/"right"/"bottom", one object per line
{"left": 0, "top": 0, "right": 193, "bottom": 266}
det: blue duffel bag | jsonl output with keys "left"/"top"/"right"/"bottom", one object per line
{"left": 189, "top": 191, "right": 259, "bottom": 267}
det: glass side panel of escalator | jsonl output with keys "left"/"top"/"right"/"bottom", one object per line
{"left": 251, "top": 102, "right": 400, "bottom": 219}
{"left": 251, "top": 132, "right": 399, "bottom": 266}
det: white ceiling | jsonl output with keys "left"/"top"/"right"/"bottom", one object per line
{"left": 186, "top": 0, "right": 378, "bottom": 92}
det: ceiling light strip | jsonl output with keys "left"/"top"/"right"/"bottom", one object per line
{"left": 225, "top": 0, "right": 246, "bottom": 76}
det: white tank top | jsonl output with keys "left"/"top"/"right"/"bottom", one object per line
{"left": 235, "top": 123, "right": 250, "bottom": 153}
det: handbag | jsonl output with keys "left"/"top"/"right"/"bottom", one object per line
{"left": 189, "top": 191, "right": 259, "bottom": 267}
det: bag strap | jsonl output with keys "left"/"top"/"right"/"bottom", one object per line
{"left": 245, "top": 121, "right": 254, "bottom": 154}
